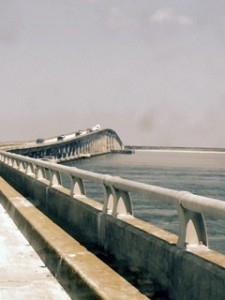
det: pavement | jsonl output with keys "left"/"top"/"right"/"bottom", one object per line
{"left": 0, "top": 201, "right": 71, "bottom": 300}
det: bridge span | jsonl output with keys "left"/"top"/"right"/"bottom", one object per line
{"left": 7, "top": 128, "right": 124, "bottom": 163}
{"left": 0, "top": 129, "right": 225, "bottom": 299}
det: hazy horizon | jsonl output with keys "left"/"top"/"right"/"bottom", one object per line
{"left": 1, "top": 1, "right": 225, "bottom": 147}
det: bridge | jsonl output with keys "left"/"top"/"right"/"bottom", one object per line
{"left": 6, "top": 128, "right": 124, "bottom": 162}
{"left": 0, "top": 128, "right": 225, "bottom": 299}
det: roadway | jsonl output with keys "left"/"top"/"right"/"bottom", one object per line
{"left": 0, "top": 201, "right": 70, "bottom": 300}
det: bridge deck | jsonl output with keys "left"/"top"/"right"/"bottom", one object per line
{"left": 0, "top": 201, "right": 70, "bottom": 300}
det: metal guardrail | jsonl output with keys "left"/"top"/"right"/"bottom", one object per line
{"left": 1, "top": 150, "right": 225, "bottom": 251}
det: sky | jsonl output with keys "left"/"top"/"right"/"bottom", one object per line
{"left": 1, "top": 0, "right": 225, "bottom": 147}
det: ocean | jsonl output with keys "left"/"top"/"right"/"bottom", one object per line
{"left": 64, "top": 149, "right": 225, "bottom": 254}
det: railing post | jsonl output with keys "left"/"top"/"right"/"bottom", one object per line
{"left": 35, "top": 166, "right": 46, "bottom": 181}
{"left": 113, "top": 188, "right": 133, "bottom": 217}
{"left": 103, "top": 175, "right": 133, "bottom": 217}
{"left": 25, "top": 162, "right": 35, "bottom": 176}
{"left": 8, "top": 158, "right": 13, "bottom": 166}
{"left": 69, "top": 175, "right": 85, "bottom": 197}
{"left": 177, "top": 192, "right": 208, "bottom": 249}
{"left": 18, "top": 161, "right": 26, "bottom": 172}
{"left": 12, "top": 159, "right": 19, "bottom": 169}
{"left": 103, "top": 183, "right": 114, "bottom": 214}
{"left": 50, "top": 170, "right": 62, "bottom": 187}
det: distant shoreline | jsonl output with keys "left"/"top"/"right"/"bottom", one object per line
{"left": 124, "top": 145, "right": 225, "bottom": 153}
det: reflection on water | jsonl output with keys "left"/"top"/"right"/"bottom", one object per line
{"left": 64, "top": 150, "right": 225, "bottom": 254}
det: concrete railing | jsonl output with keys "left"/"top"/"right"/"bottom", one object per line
{"left": 1, "top": 150, "right": 225, "bottom": 251}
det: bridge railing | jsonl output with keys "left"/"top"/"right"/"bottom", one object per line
{"left": 1, "top": 150, "right": 225, "bottom": 251}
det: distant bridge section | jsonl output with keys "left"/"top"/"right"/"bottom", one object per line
{"left": 8, "top": 128, "right": 124, "bottom": 163}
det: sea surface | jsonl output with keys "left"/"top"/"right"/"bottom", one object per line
{"left": 64, "top": 149, "right": 225, "bottom": 254}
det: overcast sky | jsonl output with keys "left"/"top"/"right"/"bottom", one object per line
{"left": 1, "top": 0, "right": 225, "bottom": 147}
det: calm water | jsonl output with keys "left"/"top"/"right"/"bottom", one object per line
{"left": 64, "top": 150, "right": 225, "bottom": 254}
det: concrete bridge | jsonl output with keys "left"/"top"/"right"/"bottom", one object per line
{"left": 7, "top": 128, "right": 124, "bottom": 163}
{"left": 0, "top": 129, "right": 225, "bottom": 299}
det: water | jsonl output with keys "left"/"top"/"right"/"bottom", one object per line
{"left": 63, "top": 150, "right": 225, "bottom": 254}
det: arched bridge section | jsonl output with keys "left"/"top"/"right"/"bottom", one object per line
{"left": 10, "top": 128, "right": 124, "bottom": 162}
